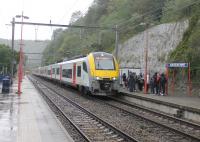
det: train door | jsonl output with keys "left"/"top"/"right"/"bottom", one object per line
{"left": 54, "top": 66, "right": 57, "bottom": 79}
{"left": 53, "top": 68, "right": 56, "bottom": 79}
{"left": 76, "top": 63, "right": 82, "bottom": 85}
{"left": 82, "top": 62, "right": 89, "bottom": 87}
{"left": 50, "top": 66, "right": 52, "bottom": 79}
{"left": 73, "top": 63, "right": 76, "bottom": 86}
{"left": 60, "top": 65, "right": 62, "bottom": 82}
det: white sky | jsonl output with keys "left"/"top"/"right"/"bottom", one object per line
{"left": 0, "top": 0, "right": 94, "bottom": 40}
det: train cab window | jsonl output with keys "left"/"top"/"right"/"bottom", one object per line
{"left": 56, "top": 68, "right": 59, "bottom": 75}
{"left": 95, "top": 57, "right": 115, "bottom": 70}
{"left": 93, "top": 53, "right": 115, "bottom": 70}
{"left": 77, "top": 66, "right": 81, "bottom": 77}
{"left": 83, "top": 62, "right": 87, "bottom": 73}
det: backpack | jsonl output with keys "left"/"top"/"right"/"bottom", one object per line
{"left": 156, "top": 74, "right": 160, "bottom": 83}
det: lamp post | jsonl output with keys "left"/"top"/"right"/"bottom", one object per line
{"left": 16, "top": 11, "right": 29, "bottom": 95}
{"left": 144, "top": 23, "right": 149, "bottom": 94}
{"left": 139, "top": 22, "right": 149, "bottom": 94}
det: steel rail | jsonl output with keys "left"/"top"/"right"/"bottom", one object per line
{"left": 109, "top": 96, "right": 200, "bottom": 129}
{"left": 102, "top": 96, "right": 200, "bottom": 142}
{"left": 32, "top": 75, "right": 200, "bottom": 141}
{"left": 30, "top": 76, "right": 139, "bottom": 142}
{"left": 29, "top": 76, "right": 91, "bottom": 142}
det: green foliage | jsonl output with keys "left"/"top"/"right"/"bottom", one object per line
{"left": 0, "top": 44, "right": 19, "bottom": 74}
{"left": 43, "top": 0, "right": 200, "bottom": 81}
{"left": 43, "top": 0, "right": 168, "bottom": 65}
{"left": 168, "top": 3, "right": 200, "bottom": 78}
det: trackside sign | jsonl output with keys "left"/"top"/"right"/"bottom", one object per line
{"left": 166, "top": 63, "right": 188, "bottom": 68}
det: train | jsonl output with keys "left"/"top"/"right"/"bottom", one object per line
{"left": 33, "top": 52, "right": 119, "bottom": 96}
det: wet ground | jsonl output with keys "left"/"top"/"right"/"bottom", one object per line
{"left": 0, "top": 83, "right": 18, "bottom": 142}
{"left": 0, "top": 78, "right": 74, "bottom": 142}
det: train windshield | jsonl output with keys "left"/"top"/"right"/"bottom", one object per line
{"left": 94, "top": 55, "right": 115, "bottom": 70}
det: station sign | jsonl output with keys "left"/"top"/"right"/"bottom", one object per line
{"left": 166, "top": 63, "right": 188, "bottom": 68}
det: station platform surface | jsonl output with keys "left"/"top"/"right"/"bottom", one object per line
{"left": 0, "top": 77, "right": 74, "bottom": 142}
{"left": 119, "top": 87, "right": 200, "bottom": 111}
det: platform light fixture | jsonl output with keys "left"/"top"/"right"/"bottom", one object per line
{"left": 15, "top": 11, "right": 29, "bottom": 95}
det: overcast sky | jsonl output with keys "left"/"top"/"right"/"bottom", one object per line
{"left": 0, "top": 0, "right": 94, "bottom": 40}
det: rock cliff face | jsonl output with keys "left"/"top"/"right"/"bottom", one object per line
{"left": 118, "top": 20, "right": 189, "bottom": 73}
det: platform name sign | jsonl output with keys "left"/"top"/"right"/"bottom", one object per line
{"left": 166, "top": 63, "right": 188, "bottom": 68}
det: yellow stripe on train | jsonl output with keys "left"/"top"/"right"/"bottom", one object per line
{"left": 88, "top": 53, "right": 119, "bottom": 79}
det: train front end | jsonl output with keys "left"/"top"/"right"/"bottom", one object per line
{"left": 88, "top": 52, "right": 119, "bottom": 95}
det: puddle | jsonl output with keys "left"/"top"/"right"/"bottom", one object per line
{"left": 0, "top": 93, "right": 18, "bottom": 142}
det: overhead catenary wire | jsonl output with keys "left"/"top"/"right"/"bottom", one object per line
{"left": 58, "top": 0, "right": 80, "bottom": 24}
{"left": 13, "top": 21, "right": 116, "bottom": 31}
{"left": 118, "top": 0, "right": 200, "bottom": 33}
{"left": 118, "top": 0, "right": 200, "bottom": 29}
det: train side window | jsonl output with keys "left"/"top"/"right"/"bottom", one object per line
{"left": 83, "top": 62, "right": 87, "bottom": 73}
{"left": 56, "top": 68, "right": 59, "bottom": 75}
{"left": 48, "top": 70, "right": 51, "bottom": 75}
{"left": 62, "top": 69, "right": 66, "bottom": 77}
{"left": 62, "top": 69, "right": 72, "bottom": 78}
{"left": 77, "top": 66, "right": 81, "bottom": 77}
{"left": 67, "top": 69, "right": 72, "bottom": 78}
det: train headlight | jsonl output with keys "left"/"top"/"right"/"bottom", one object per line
{"left": 112, "top": 77, "right": 117, "bottom": 81}
{"left": 96, "top": 76, "right": 102, "bottom": 80}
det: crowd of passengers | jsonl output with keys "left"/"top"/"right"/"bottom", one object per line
{"left": 122, "top": 72, "right": 167, "bottom": 96}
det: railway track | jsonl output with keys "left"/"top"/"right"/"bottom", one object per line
{"left": 29, "top": 76, "right": 138, "bottom": 142}
{"left": 31, "top": 75, "right": 200, "bottom": 142}
{"left": 99, "top": 96, "right": 200, "bottom": 142}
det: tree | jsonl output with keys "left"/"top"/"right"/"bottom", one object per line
{"left": 69, "top": 11, "right": 83, "bottom": 24}
{"left": 0, "top": 44, "right": 18, "bottom": 75}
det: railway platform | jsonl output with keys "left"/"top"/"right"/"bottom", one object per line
{"left": 0, "top": 76, "right": 74, "bottom": 142}
{"left": 118, "top": 87, "right": 200, "bottom": 123}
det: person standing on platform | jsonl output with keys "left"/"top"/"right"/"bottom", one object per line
{"left": 122, "top": 73, "right": 127, "bottom": 88}
{"left": 129, "top": 72, "right": 136, "bottom": 92}
{"left": 133, "top": 72, "right": 136, "bottom": 91}
{"left": 147, "top": 74, "right": 150, "bottom": 93}
{"left": 153, "top": 72, "right": 158, "bottom": 94}
{"left": 150, "top": 76, "right": 155, "bottom": 94}
{"left": 128, "top": 72, "right": 135, "bottom": 92}
{"left": 160, "top": 73, "right": 167, "bottom": 95}
{"left": 138, "top": 73, "right": 144, "bottom": 91}
{"left": 156, "top": 72, "right": 161, "bottom": 95}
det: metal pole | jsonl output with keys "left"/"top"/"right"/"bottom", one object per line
{"left": 115, "top": 25, "right": 119, "bottom": 60}
{"left": 171, "top": 70, "right": 175, "bottom": 95}
{"left": 165, "top": 66, "right": 169, "bottom": 95}
{"left": 18, "top": 11, "right": 24, "bottom": 95}
{"left": 20, "top": 12, "right": 24, "bottom": 82}
{"left": 188, "top": 62, "right": 192, "bottom": 95}
{"left": 144, "top": 24, "right": 148, "bottom": 94}
{"left": 14, "top": 21, "right": 114, "bottom": 30}
{"left": 11, "top": 18, "right": 15, "bottom": 78}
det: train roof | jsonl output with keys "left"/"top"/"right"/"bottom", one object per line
{"left": 60, "top": 56, "right": 87, "bottom": 65}
{"left": 37, "top": 52, "right": 114, "bottom": 68}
